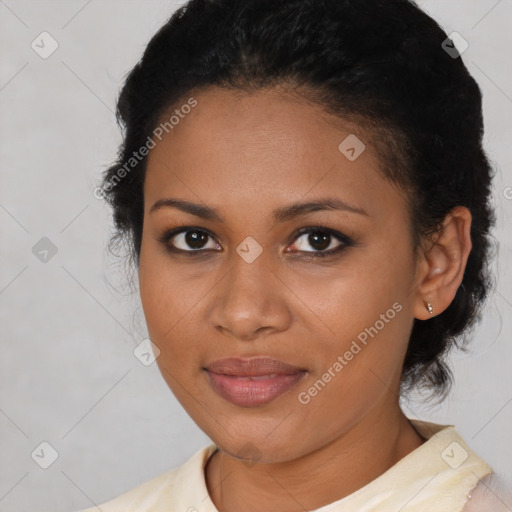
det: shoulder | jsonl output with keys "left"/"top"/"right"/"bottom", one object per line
{"left": 74, "top": 443, "right": 217, "bottom": 512}
{"left": 75, "top": 466, "right": 180, "bottom": 512}
{"left": 462, "top": 473, "right": 512, "bottom": 512}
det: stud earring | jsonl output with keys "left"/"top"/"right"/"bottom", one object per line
{"left": 424, "top": 301, "right": 434, "bottom": 316}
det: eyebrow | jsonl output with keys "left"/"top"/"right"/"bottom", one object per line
{"left": 149, "top": 197, "right": 368, "bottom": 222}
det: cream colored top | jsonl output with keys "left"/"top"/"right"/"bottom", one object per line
{"left": 77, "top": 419, "right": 495, "bottom": 512}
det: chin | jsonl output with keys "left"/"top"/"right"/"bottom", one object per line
{"left": 205, "top": 422, "right": 314, "bottom": 465}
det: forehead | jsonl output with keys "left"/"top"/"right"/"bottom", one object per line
{"left": 144, "top": 86, "right": 406, "bottom": 223}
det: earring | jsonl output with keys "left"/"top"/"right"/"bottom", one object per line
{"left": 424, "top": 301, "right": 434, "bottom": 316}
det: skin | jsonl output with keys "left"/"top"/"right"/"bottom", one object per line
{"left": 138, "top": 84, "right": 473, "bottom": 512}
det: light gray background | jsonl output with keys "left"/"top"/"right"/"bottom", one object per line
{"left": 0, "top": 1, "right": 511, "bottom": 511}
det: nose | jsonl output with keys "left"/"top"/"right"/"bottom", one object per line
{"left": 207, "top": 253, "right": 292, "bottom": 342}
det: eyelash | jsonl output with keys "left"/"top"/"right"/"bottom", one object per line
{"left": 156, "top": 224, "right": 354, "bottom": 259}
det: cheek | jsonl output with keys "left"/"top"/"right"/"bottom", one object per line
{"left": 296, "top": 246, "right": 412, "bottom": 338}
{"left": 139, "top": 243, "right": 204, "bottom": 339}
{"left": 293, "top": 297, "right": 410, "bottom": 443}
{"left": 138, "top": 251, "right": 218, "bottom": 393}
{"left": 139, "top": 265, "right": 205, "bottom": 407}
{"left": 296, "top": 241, "right": 415, "bottom": 388}
{"left": 139, "top": 252, "right": 184, "bottom": 364}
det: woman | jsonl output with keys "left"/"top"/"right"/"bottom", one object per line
{"left": 79, "top": 0, "right": 509, "bottom": 510}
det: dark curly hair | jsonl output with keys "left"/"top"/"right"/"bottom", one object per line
{"left": 98, "top": 0, "right": 497, "bottom": 399}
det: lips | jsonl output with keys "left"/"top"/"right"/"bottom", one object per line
{"left": 205, "top": 357, "right": 304, "bottom": 376}
{"left": 204, "top": 357, "right": 307, "bottom": 407}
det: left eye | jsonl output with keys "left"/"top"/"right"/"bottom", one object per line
{"left": 288, "top": 228, "right": 348, "bottom": 254}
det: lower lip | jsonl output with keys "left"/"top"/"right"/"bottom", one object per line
{"left": 205, "top": 370, "right": 307, "bottom": 407}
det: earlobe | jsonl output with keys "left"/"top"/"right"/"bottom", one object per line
{"left": 424, "top": 301, "right": 434, "bottom": 316}
{"left": 421, "top": 268, "right": 440, "bottom": 317}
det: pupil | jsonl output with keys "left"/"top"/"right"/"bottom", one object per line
{"left": 309, "top": 232, "right": 330, "bottom": 251}
{"left": 186, "top": 231, "right": 207, "bottom": 249}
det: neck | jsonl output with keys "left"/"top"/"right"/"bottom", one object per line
{"left": 205, "top": 406, "right": 424, "bottom": 512}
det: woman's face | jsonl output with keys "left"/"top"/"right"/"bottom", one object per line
{"left": 139, "top": 85, "right": 422, "bottom": 463}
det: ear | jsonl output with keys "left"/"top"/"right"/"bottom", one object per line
{"left": 413, "top": 206, "right": 472, "bottom": 320}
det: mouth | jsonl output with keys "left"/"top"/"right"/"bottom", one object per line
{"left": 203, "top": 357, "right": 307, "bottom": 407}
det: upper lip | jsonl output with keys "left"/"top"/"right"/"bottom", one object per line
{"left": 204, "top": 357, "right": 305, "bottom": 377}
